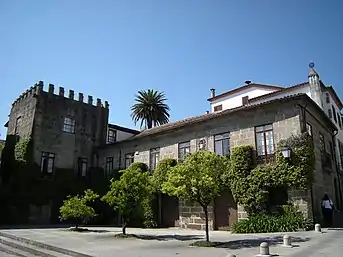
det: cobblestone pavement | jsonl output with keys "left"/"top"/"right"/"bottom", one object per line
{"left": 0, "top": 227, "right": 342, "bottom": 257}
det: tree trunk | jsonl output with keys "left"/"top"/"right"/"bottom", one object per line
{"left": 147, "top": 119, "right": 153, "bottom": 129}
{"left": 122, "top": 222, "right": 127, "bottom": 235}
{"left": 203, "top": 206, "right": 210, "bottom": 242}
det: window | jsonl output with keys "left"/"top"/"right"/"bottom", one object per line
{"left": 255, "top": 124, "right": 274, "bottom": 156}
{"left": 214, "top": 105, "right": 222, "bottom": 112}
{"left": 339, "top": 141, "right": 343, "bottom": 169}
{"left": 326, "top": 92, "right": 330, "bottom": 103}
{"left": 319, "top": 133, "right": 325, "bottom": 153}
{"left": 329, "top": 141, "right": 335, "bottom": 161}
{"left": 125, "top": 153, "right": 134, "bottom": 168}
{"left": 78, "top": 158, "right": 88, "bottom": 177}
{"left": 106, "top": 157, "right": 114, "bottom": 172}
{"left": 40, "top": 152, "right": 55, "bottom": 177}
{"left": 306, "top": 123, "right": 312, "bottom": 137}
{"left": 214, "top": 132, "right": 230, "bottom": 156}
{"left": 328, "top": 109, "right": 332, "bottom": 118}
{"left": 108, "top": 129, "right": 117, "bottom": 143}
{"left": 338, "top": 113, "right": 342, "bottom": 128}
{"left": 63, "top": 117, "right": 76, "bottom": 133}
{"left": 332, "top": 105, "right": 337, "bottom": 122}
{"left": 242, "top": 96, "right": 249, "bottom": 106}
{"left": 178, "top": 141, "right": 191, "bottom": 161}
{"left": 15, "top": 116, "right": 21, "bottom": 135}
{"left": 150, "top": 148, "right": 160, "bottom": 171}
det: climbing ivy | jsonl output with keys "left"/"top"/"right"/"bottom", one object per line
{"left": 229, "top": 133, "right": 315, "bottom": 215}
{"left": 14, "top": 136, "right": 32, "bottom": 163}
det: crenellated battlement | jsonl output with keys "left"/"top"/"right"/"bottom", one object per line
{"left": 12, "top": 81, "right": 110, "bottom": 109}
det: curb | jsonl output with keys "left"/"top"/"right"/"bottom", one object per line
{"left": 0, "top": 232, "right": 93, "bottom": 257}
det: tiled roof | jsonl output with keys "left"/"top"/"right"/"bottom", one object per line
{"left": 108, "top": 123, "right": 140, "bottom": 134}
{"left": 207, "top": 83, "right": 284, "bottom": 102}
{"left": 103, "top": 93, "right": 336, "bottom": 146}
{"left": 248, "top": 82, "right": 309, "bottom": 103}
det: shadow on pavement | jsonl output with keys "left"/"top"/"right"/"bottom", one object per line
{"left": 213, "top": 236, "right": 311, "bottom": 250}
{"left": 126, "top": 234, "right": 203, "bottom": 241}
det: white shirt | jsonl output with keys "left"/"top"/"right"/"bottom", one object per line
{"left": 322, "top": 199, "right": 333, "bottom": 209}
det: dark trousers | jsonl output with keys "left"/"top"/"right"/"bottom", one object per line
{"left": 322, "top": 208, "right": 333, "bottom": 227}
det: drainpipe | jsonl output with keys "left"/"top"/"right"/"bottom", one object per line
{"left": 297, "top": 104, "right": 315, "bottom": 222}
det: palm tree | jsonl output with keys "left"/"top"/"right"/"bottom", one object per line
{"left": 131, "top": 89, "right": 170, "bottom": 129}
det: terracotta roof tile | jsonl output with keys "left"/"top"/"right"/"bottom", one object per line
{"left": 207, "top": 83, "right": 284, "bottom": 102}
{"left": 102, "top": 93, "right": 335, "bottom": 147}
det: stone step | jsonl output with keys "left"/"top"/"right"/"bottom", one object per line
{"left": 0, "top": 232, "right": 93, "bottom": 257}
{"left": 0, "top": 243, "right": 25, "bottom": 257}
{"left": 0, "top": 236, "right": 59, "bottom": 257}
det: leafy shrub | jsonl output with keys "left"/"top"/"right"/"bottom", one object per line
{"left": 59, "top": 189, "right": 99, "bottom": 229}
{"left": 232, "top": 204, "right": 312, "bottom": 233}
{"left": 128, "top": 162, "right": 149, "bottom": 172}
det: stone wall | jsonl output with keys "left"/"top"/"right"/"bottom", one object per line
{"left": 100, "top": 97, "right": 311, "bottom": 230}
{"left": 177, "top": 201, "right": 214, "bottom": 230}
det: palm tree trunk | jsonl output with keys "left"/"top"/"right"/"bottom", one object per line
{"left": 147, "top": 119, "right": 153, "bottom": 129}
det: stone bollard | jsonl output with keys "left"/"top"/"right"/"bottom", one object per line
{"left": 315, "top": 223, "right": 321, "bottom": 232}
{"left": 283, "top": 234, "right": 292, "bottom": 247}
{"left": 257, "top": 242, "right": 271, "bottom": 257}
{"left": 226, "top": 254, "right": 236, "bottom": 257}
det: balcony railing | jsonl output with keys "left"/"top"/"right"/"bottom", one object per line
{"left": 256, "top": 154, "right": 275, "bottom": 165}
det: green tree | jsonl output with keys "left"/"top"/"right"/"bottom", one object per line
{"left": 131, "top": 89, "right": 170, "bottom": 129}
{"left": 102, "top": 167, "right": 153, "bottom": 235}
{"left": 59, "top": 189, "right": 99, "bottom": 229}
{"left": 162, "top": 151, "right": 230, "bottom": 242}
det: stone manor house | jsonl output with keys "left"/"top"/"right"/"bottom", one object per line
{"left": 1, "top": 63, "right": 343, "bottom": 229}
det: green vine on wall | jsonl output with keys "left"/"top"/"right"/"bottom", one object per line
{"left": 229, "top": 133, "right": 315, "bottom": 215}
{"left": 14, "top": 136, "right": 32, "bottom": 164}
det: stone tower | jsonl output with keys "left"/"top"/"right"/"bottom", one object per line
{"left": 4, "top": 81, "right": 109, "bottom": 178}
{"left": 308, "top": 62, "right": 322, "bottom": 108}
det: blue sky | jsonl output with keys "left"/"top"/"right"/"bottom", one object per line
{"left": 1, "top": 0, "right": 342, "bottom": 139}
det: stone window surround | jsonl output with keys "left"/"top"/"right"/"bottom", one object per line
{"left": 150, "top": 147, "right": 160, "bottom": 171}
{"left": 106, "top": 157, "right": 114, "bottom": 172}
{"left": 14, "top": 116, "right": 22, "bottom": 135}
{"left": 214, "top": 132, "right": 230, "bottom": 156}
{"left": 62, "top": 116, "right": 76, "bottom": 134}
{"left": 255, "top": 124, "right": 274, "bottom": 156}
{"left": 306, "top": 122, "right": 313, "bottom": 137}
{"left": 108, "top": 129, "right": 117, "bottom": 143}
{"left": 178, "top": 141, "right": 191, "bottom": 162}
{"left": 40, "top": 152, "right": 55, "bottom": 178}
{"left": 125, "top": 153, "right": 134, "bottom": 168}
{"left": 78, "top": 157, "right": 88, "bottom": 177}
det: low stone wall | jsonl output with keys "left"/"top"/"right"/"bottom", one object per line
{"left": 177, "top": 200, "right": 213, "bottom": 230}
{"left": 288, "top": 189, "right": 312, "bottom": 219}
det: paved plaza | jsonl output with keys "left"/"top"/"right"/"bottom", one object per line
{"left": 0, "top": 227, "right": 342, "bottom": 256}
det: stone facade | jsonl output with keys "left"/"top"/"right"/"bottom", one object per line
{"left": 5, "top": 81, "right": 109, "bottom": 171}
{"left": 99, "top": 94, "right": 337, "bottom": 229}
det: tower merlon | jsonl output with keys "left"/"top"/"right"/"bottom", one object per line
{"left": 59, "top": 87, "right": 65, "bottom": 97}
{"left": 78, "top": 93, "right": 84, "bottom": 102}
{"left": 88, "top": 95, "right": 93, "bottom": 105}
{"left": 69, "top": 90, "right": 74, "bottom": 100}
{"left": 97, "top": 98, "right": 102, "bottom": 107}
{"left": 48, "top": 84, "right": 55, "bottom": 95}
{"left": 104, "top": 101, "right": 109, "bottom": 109}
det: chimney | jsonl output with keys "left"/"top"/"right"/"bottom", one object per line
{"left": 245, "top": 80, "right": 252, "bottom": 85}
{"left": 210, "top": 88, "right": 215, "bottom": 98}
{"left": 97, "top": 98, "right": 101, "bottom": 107}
